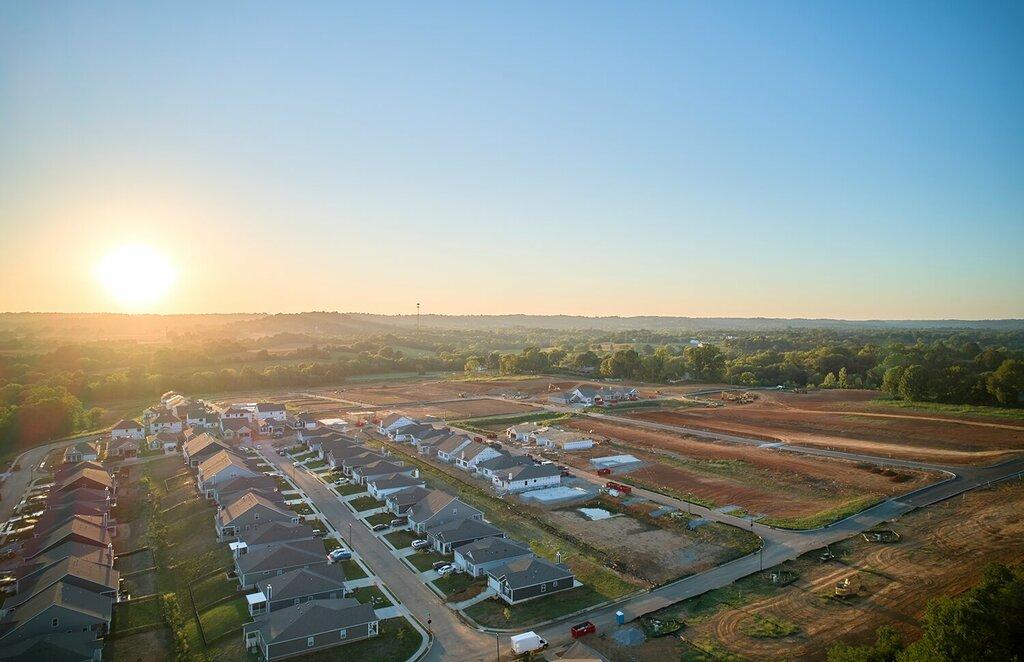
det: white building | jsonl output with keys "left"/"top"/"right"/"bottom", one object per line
{"left": 492, "top": 464, "right": 562, "bottom": 493}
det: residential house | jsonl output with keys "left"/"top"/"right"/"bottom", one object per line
{"left": 255, "top": 402, "right": 287, "bottom": 422}
{"left": 409, "top": 426, "right": 451, "bottom": 451}
{"left": 453, "top": 537, "right": 534, "bottom": 578}
{"left": 235, "top": 522, "right": 316, "bottom": 554}
{"left": 147, "top": 431, "right": 180, "bottom": 454}
{"left": 389, "top": 422, "right": 433, "bottom": 443}
{"left": 434, "top": 435, "right": 473, "bottom": 464}
{"left": 0, "top": 582, "right": 113, "bottom": 643}
{"left": 216, "top": 492, "right": 300, "bottom": 541}
{"left": 110, "top": 419, "right": 145, "bottom": 440}
{"left": 505, "top": 422, "right": 543, "bottom": 443}
{"left": 247, "top": 565, "right": 346, "bottom": 615}
{"left": 242, "top": 599, "right": 378, "bottom": 661}
{"left": 221, "top": 406, "right": 254, "bottom": 422}
{"left": 383, "top": 486, "right": 432, "bottom": 516}
{"left": 294, "top": 412, "right": 319, "bottom": 430}
{"left": 427, "top": 518, "right": 504, "bottom": 554}
{"left": 62, "top": 442, "right": 98, "bottom": 465}
{"left": 197, "top": 450, "right": 262, "bottom": 496}
{"left": 350, "top": 460, "right": 412, "bottom": 486}
{"left": 25, "top": 519, "right": 110, "bottom": 560}
{"left": 15, "top": 543, "right": 114, "bottom": 589}
{"left": 486, "top": 556, "right": 576, "bottom": 605}
{"left": 182, "top": 433, "right": 234, "bottom": 467}
{"left": 107, "top": 437, "right": 139, "bottom": 459}
{"left": 0, "top": 629, "right": 104, "bottom": 661}
{"left": 3, "top": 557, "right": 119, "bottom": 615}
{"left": 452, "top": 442, "right": 502, "bottom": 471}
{"left": 53, "top": 467, "right": 113, "bottom": 495}
{"left": 407, "top": 490, "right": 483, "bottom": 534}
{"left": 221, "top": 418, "right": 254, "bottom": 444}
{"left": 148, "top": 412, "right": 183, "bottom": 435}
{"left": 339, "top": 452, "right": 387, "bottom": 477}
{"left": 160, "top": 391, "right": 183, "bottom": 407}
{"left": 530, "top": 428, "right": 595, "bottom": 451}
{"left": 366, "top": 473, "right": 425, "bottom": 500}
{"left": 377, "top": 414, "right": 416, "bottom": 436}
{"left": 491, "top": 463, "right": 562, "bottom": 493}
{"left": 186, "top": 407, "right": 217, "bottom": 430}
{"left": 209, "top": 475, "right": 280, "bottom": 506}
{"left": 234, "top": 539, "right": 327, "bottom": 588}
{"left": 474, "top": 453, "right": 534, "bottom": 480}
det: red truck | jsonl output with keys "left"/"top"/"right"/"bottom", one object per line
{"left": 596, "top": 467, "right": 612, "bottom": 476}
{"left": 606, "top": 481, "right": 632, "bottom": 494}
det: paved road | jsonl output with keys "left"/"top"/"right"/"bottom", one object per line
{"left": 262, "top": 447, "right": 496, "bottom": 661}
{"left": 0, "top": 433, "right": 104, "bottom": 523}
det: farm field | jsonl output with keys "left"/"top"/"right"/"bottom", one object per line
{"left": 561, "top": 419, "right": 936, "bottom": 525}
{"left": 629, "top": 390, "right": 1024, "bottom": 464}
{"left": 620, "top": 479, "right": 1024, "bottom": 662}
{"left": 401, "top": 398, "right": 537, "bottom": 420}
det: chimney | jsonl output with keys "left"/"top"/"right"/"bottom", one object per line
{"left": 556, "top": 550, "right": 562, "bottom": 564}
{"left": 413, "top": 469, "right": 419, "bottom": 479}
{"left": 107, "top": 542, "right": 114, "bottom": 566}
{"left": 266, "top": 583, "right": 272, "bottom": 601}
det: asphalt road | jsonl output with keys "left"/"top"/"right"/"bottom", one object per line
{"left": 0, "top": 433, "right": 104, "bottom": 523}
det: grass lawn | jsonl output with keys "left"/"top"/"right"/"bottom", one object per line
{"left": 103, "top": 627, "right": 173, "bottom": 661}
{"left": 465, "top": 585, "right": 607, "bottom": 628}
{"left": 288, "top": 502, "right": 314, "bottom": 516}
{"left": 759, "top": 494, "right": 884, "bottom": 529}
{"left": 190, "top": 573, "right": 239, "bottom": 610}
{"left": 198, "top": 596, "right": 251, "bottom": 641}
{"left": 340, "top": 559, "right": 368, "bottom": 580}
{"left": 304, "top": 459, "right": 327, "bottom": 470}
{"left": 406, "top": 550, "right": 448, "bottom": 572}
{"left": 384, "top": 530, "right": 419, "bottom": 549}
{"left": 292, "top": 451, "right": 317, "bottom": 462}
{"left": 870, "top": 397, "right": 1024, "bottom": 421}
{"left": 451, "top": 410, "right": 569, "bottom": 434}
{"left": 349, "top": 495, "right": 382, "bottom": 512}
{"left": 323, "top": 538, "right": 342, "bottom": 553}
{"left": 300, "top": 618, "right": 422, "bottom": 662}
{"left": 350, "top": 585, "right": 395, "bottom": 608}
{"left": 335, "top": 482, "right": 366, "bottom": 496}
{"left": 365, "top": 512, "right": 395, "bottom": 527}
{"left": 111, "top": 597, "right": 164, "bottom": 632}
{"left": 274, "top": 476, "right": 292, "bottom": 491}
{"left": 740, "top": 614, "right": 800, "bottom": 638}
{"left": 432, "top": 573, "right": 483, "bottom": 598}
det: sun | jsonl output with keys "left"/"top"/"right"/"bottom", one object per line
{"left": 94, "top": 244, "right": 178, "bottom": 310}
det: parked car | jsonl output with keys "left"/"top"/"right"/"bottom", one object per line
{"left": 570, "top": 621, "right": 597, "bottom": 638}
{"left": 312, "top": 529, "right": 326, "bottom": 538}
{"left": 371, "top": 523, "right": 389, "bottom": 532}
{"left": 596, "top": 467, "right": 612, "bottom": 476}
{"left": 436, "top": 564, "right": 454, "bottom": 576}
{"left": 560, "top": 470, "right": 572, "bottom": 478}
{"left": 411, "top": 539, "right": 430, "bottom": 550}
{"left": 390, "top": 518, "right": 407, "bottom": 527}
{"left": 327, "top": 548, "right": 352, "bottom": 562}
{"left": 431, "top": 560, "right": 449, "bottom": 571}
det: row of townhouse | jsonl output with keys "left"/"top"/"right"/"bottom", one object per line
{"left": 504, "top": 423, "right": 596, "bottom": 450}
{"left": 378, "top": 414, "right": 565, "bottom": 492}
{"left": 0, "top": 461, "right": 120, "bottom": 661}
{"left": 179, "top": 426, "right": 381, "bottom": 662}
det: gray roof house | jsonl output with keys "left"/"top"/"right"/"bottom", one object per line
{"left": 235, "top": 522, "right": 317, "bottom": 554}
{"left": 453, "top": 538, "right": 534, "bottom": 578}
{"left": 248, "top": 564, "right": 347, "bottom": 615}
{"left": 383, "top": 486, "right": 433, "bottom": 515}
{"left": 216, "top": 492, "right": 300, "bottom": 541}
{"left": 475, "top": 452, "right": 534, "bottom": 479}
{"left": 242, "top": 598, "right": 378, "bottom": 661}
{"left": 452, "top": 441, "right": 503, "bottom": 471}
{"left": 198, "top": 450, "right": 262, "bottom": 496}
{"left": 0, "top": 581, "right": 113, "bottom": 643}
{"left": 434, "top": 435, "right": 473, "bottom": 463}
{"left": 426, "top": 518, "right": 505, "bottom": 554}
{"left": 4, "top": 557, "right": 119, "bottom": 614}
{"left": 407, "top": 490, "right": 482, "bottom": 534}
{"left": 0, "top": 630, "right": 104, "bottom": 662}
{"left": 340, "top": 452, "right": 386, "bottom": 476}
{"left": 366, "top": 473, "right": 426, "bottom": 500}
{"left": 491, "top": 463, "right": 562, "bottom": 493}
{"left": 486, "top": 557, "right": 577, "bottom": 605}
{"left": 234, "top": 539, "right": 328, "bottom": 588}
{"left": 350, "top": 459, "right": 412, "bottom": 485}
{"left": 210, "top": 475, "right": 280, "bottom": 505}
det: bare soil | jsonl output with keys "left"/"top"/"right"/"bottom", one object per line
{"left": 403, "top": 399, "right": 537, "bottom": 420}
{"left": 563, "top": 419, "right": 935, "bottom": 519}
{"left": 631, "top": 390, "right": 1024, "bottom": 464}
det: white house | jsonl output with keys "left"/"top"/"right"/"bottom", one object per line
{"left": 435, "top": 435, "right": 473, "bottom": 464}
{"left": 492, "top": 464, "right": 562, "bottom": 493}
{"left": 453, "top": 442, "right": 503, "bottom": 472}
{"left": 377, "top": 414, "right": 417, "bottom": 436}
{"left": 111, "top": 418, "right": 145, "bottom": 440}
{"left": 529, "top": 428, "right": 595, "bottom": 451}
{"left": 148, "top": 412, "right": 184, "bottom": 435}
{"left": 566, "top": 385, "right": 638, "bottom": 407}
{"left": 366, "top": 472, "right": 426, "bottom": 500}
{"left": 255, "top": 402, "right": 287, "bottom": 422}
{"left": 505, "top": 423, "right": 542, "bottom": 443}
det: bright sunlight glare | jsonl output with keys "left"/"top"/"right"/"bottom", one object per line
{"left": 94, "top": 244, "right": 178, "bottom": 309}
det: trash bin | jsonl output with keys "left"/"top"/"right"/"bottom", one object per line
{"left": 615, "top": 610, "right": 625, "bottom": 625}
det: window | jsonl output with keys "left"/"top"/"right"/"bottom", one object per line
{"left": 254, "top": 513, "right": 260, "bottom": 520}
{"left": 294, "top": 598, "right": 300, "bottom": 605}
{"left": 541, "top": 584, "right": 547, "bottom": 593}
{"left": 552, "top": 580, "right": 558, "bottom": 587}
{"left": 307, "top": 637, "right": 315, "bottom": 647}
{"left": 339, "top": 629, "right": 347, "bottom": 640}
{"left": 51, "top": 618, "right": 59, "bottom": 628}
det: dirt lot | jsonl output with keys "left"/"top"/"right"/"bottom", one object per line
{"left": 563, "top": 419, "right": 935, "bottom": 522}
{"left": 630, "top": 390, "right": 1024, "bottom": 464}
{"left": 402, "top": 398, "right": 538, "bottom": 420}
{"left": 546, "top": 504, "right": 758, "bottom": 584}
{"left": 580, "top": 479, "right": 1024, "bottom": 661}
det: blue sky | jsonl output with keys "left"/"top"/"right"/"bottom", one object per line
{"left": 1, "top": 2, "right": 1021, "bottom": 317}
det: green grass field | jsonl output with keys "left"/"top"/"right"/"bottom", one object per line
{"left": 451, "top": 410, "right": 570, "bottom": 433}
{"left": 340, "top": 559, "right": 368, "bottom": 580}
{"left": 349, "top": 495, "right": 382, "bottom": 512}
{"left": 465, "top": 586, "right": 608, "bottom": 628}
{"left": 111, "top": 597, "right": 164, "bottom": 632}
{"left": 432, "top": 573, "right": 483, "bottom": 597}
{"left": 870, "top": 397, "right": 1024, "bottom": 421}
{"left": 299, "top": 618, "right": 423, "bottom": 662}
{"left": 349, "top": 585, "right": 394, "bottom": 608}
{"left": 365, "top": 512, "right": 394, "bottom": 527}
{"left": 384, "top": 530, "right": 419, "bottom": 549}
{"left": 335, "top": 482, "right": 366, "bottom": 496}
{"left": 407, "top": 550, "right": 447, "bottom": 572}
{"left": 198, "top": 596, "right": 250, "bottom": 641}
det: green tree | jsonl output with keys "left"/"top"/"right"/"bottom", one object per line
{"left": 684, "top": 344, "right": 725, "bottom": 381}
{"left": 822, "top": 372, "right": 837, "bottom": 388}
{"left": 881, "top": 366, "right": 904, "bottom": 397}
{"left": 838, "top": 367, "right": 850, "bottom": 389}
{"left": 827, "top": 625, "right": 904, "bottom": 662}
{"left": 898, "top": 364, "right": 928, "bottom": 402}
{"left": 986, "top": 359, "right": 1024, "bottom": 406}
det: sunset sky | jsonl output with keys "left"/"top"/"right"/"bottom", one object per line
{"left": 1, "top": 3, "right": 1021, "bottom": 318}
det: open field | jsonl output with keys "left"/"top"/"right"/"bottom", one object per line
{"left": 563, "top": 419, "right": 935, "bottom": 524}
{"left": 402, "top": 398, "right": 537, "bottom": 420}
{"left": 630, "top": 390, "right": 1024, "bottom": 464}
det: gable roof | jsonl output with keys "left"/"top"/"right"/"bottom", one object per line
{"left": 183, "top": 432, "right": 229, "bottom": 457}
{"left": 0, "top": 630, "right": 103, "bottom": 661}
{"left": 380, "top": 413, "right": 413, "bottom": 428}
{"left": 56, "top": 466, "right": 113, "bottom": 491}
{"left": 218, "top": 491, "right": 294, "bottom": 526}
{"left": 256, "top": 402, "right": 286, "bottom": 413}
{"left": 199, "top": 449, "right": 257, "bottom": 479}
{"left": 222, "top": 418, "right": 254, "bottom": 432}
{"left": 488, "top": 556, "right": 574, "bottom": 589}
{"left": 457, "top": 537, "right": 532, "bottom": 565}
{"left": 407, "top": 489, "right": 475, "bottom": 522}
{"left": 0, "top": 581, "right": 113, "bottom": 637}
{"left": 500, "top": 463, "right": 561, "bottom": 482}
{"left": 7, "top": 557, "right": 118, "bottom": 610}
{"left": 111, "top": 418, "right": 143, "bottom": 430}
{"left": 352, "top": 459, "right": 404, "bottom": 477}
{"left": 15, "top": 542, "right": 112, "bottom": 579}
{"left": 367, "top": 473, "right": 423, "bottom": 491}
{"left": 456, "top": 441, "right": 495, "bottom": 462}
{"left": 476, "top": 453, "right": 533, "bottom": 472}
{"left": 245, "top": 599, "right": 376, "bottom": 644}
{"left": 436, "top": 435, "right": 473, "bottom": 455}
{"left": 152, "top": 431, "right": 181, "bottom": 443}
{"left": 384, "top": 486, "right": 432, "bottom": 508}
{"left": 253, "top": 564, "right": 346, "bottom": 601}
{"left": 238, "top": 521, "right": 316, "bottom": 547}
{"left": 213, "top": 475, "right": 277, "bottom": 496}
{"left": 427, "top": 518, "right": 503, "bottom": 544}
{"left": 152, "top": 412, "right": 181, "bottom": 424}
{"left": 235, "top": 539, "right": 326, "bottom": 574}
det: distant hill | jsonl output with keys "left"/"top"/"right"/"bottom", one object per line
{"left": 2, "top": 311, "right": 1022, "bottom": 343}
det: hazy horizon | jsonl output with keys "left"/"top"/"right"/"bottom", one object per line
{"left": 2, "top": 3, "right": 1022, "bottom": 318}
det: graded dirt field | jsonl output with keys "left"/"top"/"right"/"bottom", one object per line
{"left": 545, "top": 502, "right": 759, "bottom": 585}
{"left": 579, "top": 479, "right": 1024, "bottom": 662}
{"left": 630, "top": 390, "right": 1024, "bottom": 464}
{"left": 563, "top": 419, "right": 935, "bottom": 524}
{"left": 402, "top": 398, "right": 538, "bottom": 420}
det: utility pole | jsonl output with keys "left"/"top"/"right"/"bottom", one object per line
{"left": 495, "top": 633, "right": 500, "bottom": 661}
{"left": 760, "top": 545, "right": 764, "bottom": 572}
{"left": 416, "top": 302, "right": 420, "bottom": 332}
